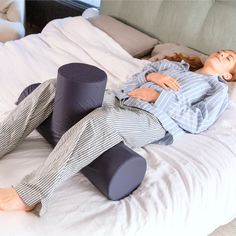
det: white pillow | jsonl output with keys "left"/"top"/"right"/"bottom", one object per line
{"left": 149, "top": 43, "right": 207, "bottom": 63}
{"left": 228, "top": 82, "right": 236, "bottom": 103}
{"left": 88, "top": 15, "right": 159, "bottom": 58}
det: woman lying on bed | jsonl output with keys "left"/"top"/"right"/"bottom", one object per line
{"left": 0, "top": 50, "right": 235, "bottom": 215}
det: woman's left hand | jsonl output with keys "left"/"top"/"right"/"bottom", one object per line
{"left": 146, "top": 72, "right": 180, "bottom": 91}
{"left": 128, "top": 88, "right": 160, "bottom": 103}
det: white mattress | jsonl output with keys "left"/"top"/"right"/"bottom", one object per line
{"left": 0, "top": 16, "right": 236, "bottom": 236}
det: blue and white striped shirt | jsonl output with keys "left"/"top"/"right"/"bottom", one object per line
{"left": 115, "top": 60, "right": 229, "bottom": 145}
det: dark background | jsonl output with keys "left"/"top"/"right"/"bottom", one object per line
{"left": 26, "top": 0, "right": 96, "bottom": 34}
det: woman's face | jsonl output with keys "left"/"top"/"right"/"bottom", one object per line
{"left": 205, "top": 50, "right": 236, "bottom": 75}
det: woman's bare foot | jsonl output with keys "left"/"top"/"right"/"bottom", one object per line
{"left": 0, "top": 187, "right": 35, "bottom": 212}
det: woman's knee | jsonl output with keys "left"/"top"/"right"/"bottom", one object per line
{"left": 36, "top": 79, "right": 56, "bottom": 97}
{"left": 41, "top": 79, "right": 56, "bottom": 88}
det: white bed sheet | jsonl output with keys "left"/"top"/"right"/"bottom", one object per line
{"left": 0, "top": 16, "right": 236, "bottom": 236}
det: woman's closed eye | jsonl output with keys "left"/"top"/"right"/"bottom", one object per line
{"left": 226, "top": 55, "right": 234, "bottom": 62}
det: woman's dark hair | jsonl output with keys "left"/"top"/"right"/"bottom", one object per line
{"left": 231, "top": 73, "right": 236, "bottom": 82}
{"left": 163, "top": 53, "right": 203, "bottom": 71}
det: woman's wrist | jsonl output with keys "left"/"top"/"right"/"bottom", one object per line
{"left": 145, "top": 72, "right": 153, "bottom": 82}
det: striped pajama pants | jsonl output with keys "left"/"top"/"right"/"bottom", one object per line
{"left": 0, "top": 79, "right": 166, "bottom": 216}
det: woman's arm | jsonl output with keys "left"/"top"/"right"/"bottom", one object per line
{"left": 121, "top": 61, "right": 162, "bottom": 91}
{"left": 118, "top": 60, "right": 184, "bottom": 100}
{"left": 165, "top": 84, "right": 229, "bottom": 133}
{"left": 146, "top": 72, "right": 180, "bottom": 91}
{"left": 115, "top": 61, "right": 162, "bottom": 100}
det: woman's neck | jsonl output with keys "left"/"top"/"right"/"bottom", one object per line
{"left": 195, "top": 66, "right": 218, "bottom": 76}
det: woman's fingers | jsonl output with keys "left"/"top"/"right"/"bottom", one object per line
{"left": 164, "top": 78, "right": 180, "bottom": 91}
{"left": 128, "top": 90, "right": 138, "bottom": 96}
{"left": 161, "top": 81, "right": 178, "bottom": 91}
{"left": 128, "top": 89, "right": 144, "bottom": 97}
{"left": 128, "top": 88, "right": 159, "bottom": 102}
{"left": 160, "top": 83, "right": 168, "bottom": 90}
{"left": 170, "top": 78, "right": 181, "bottom": 90}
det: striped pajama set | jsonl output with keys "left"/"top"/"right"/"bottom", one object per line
{"left": 0, "top": 59, "right": 229, "bottom": 216}
{"left": 0, "top": 79, "right": 165, "bottom": 216}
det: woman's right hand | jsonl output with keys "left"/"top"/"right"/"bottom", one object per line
{"left": 146, "top": 72, "right": 180, "bottom": 91}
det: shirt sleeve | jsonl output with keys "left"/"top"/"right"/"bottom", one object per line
{"left": 116, "top": 60, "right": 189, "bottom": 100}
{"left": 165, "top": 83, "right": 229, "bottom": 133}
{"left": 127, "top": 61, "right": 162, "bottom": 87}
{"left": 125, "top": 59, "right": 188, "bottom": 90}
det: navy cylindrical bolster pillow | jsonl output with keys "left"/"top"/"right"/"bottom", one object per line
{"left": 81, "top": 142, "right": 146, "bottom": 200}
{"left": 16, "top": 63, "right": 147, "bottom": 200}
{"left": 51, "top": 63, "right": 107, "bottom": 145}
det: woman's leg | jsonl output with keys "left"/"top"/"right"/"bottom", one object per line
{"left": 0, "top": 79, "right": 57, "bottom": 212}
{"left": 11, "top": 99, "right": 165, "bottom": 216}
{"left": 0, "top": 79, "right": 56, "bottom": 158}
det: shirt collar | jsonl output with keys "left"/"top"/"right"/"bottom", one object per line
{"left": 180, "top": 60, "right": 190, "bottom": 71}
{"left": 217, "top": 75, "right": 228, "bottom": 84}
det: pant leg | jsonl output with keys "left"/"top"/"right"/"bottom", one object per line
{"left": 0, "top": 79, "right": 56, "bottom": 158}
{"left": 15, "top": 96, "right": 166, "bottom": 216}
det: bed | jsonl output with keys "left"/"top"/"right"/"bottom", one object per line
{"left": 0, "top": 0, "right": 236, "bottom": 235}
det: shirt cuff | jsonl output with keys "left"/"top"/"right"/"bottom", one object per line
{"left": 136, "top": 72, "right": 148, "bottom": 84}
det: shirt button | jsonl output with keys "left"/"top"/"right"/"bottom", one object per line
{"left": 121, "top": 89, "right": 124, "bottom": 93}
